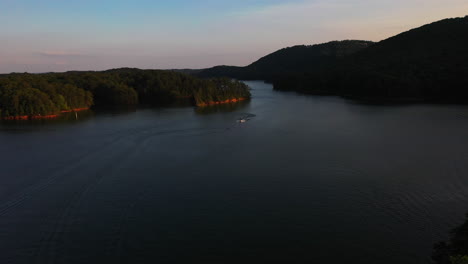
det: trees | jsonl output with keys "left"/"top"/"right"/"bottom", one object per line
{"left": 433, "top": 214, "right": 468, "bottom": 264}
{"left": 271, "top": 16, "right": 468, "bottom": 102}
{"left": 0, "top": 69, "right": 251, "bottom": 118}
{"left": 197, "top": 40, "right": 373, "bottom": 82}
{"left": 193, "top": 78, "right": 251, "bottom": 106}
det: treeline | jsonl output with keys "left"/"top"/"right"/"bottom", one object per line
{"left": 433, "top": 214, "right": 468, "bottom": 264}
{"left": 197, "top": 40, "right": 373, "bottom": 82}
{"left": 197, "top": 16, "right": 468, "bottom": 103}
{"left": 193, "top": 78, "right": 251, "bottom": 106}
{"left": 0, "top": 74, "right": 93, "bottom": 118}
{"left": 0, "top": 68, "right": 250, "bottom": 118}
{"left": 273, "top": 16, "right": 468, "bottom": 102}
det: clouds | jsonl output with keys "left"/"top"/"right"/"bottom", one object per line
{"left": 1, "top": 0, "right": 468, "bottom": 73}
{"left": 38, "top": 51, "right": 91, "bottom": 58}
{"left": 219, "top": 0, "right": 468, "bottom": 43}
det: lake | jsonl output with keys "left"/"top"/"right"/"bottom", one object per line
{"left": 1, "top": 81, "right": 468, "bottom": 264}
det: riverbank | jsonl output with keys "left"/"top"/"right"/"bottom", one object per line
{"left": 196, "top": 97, "right": 248, "bottom": 107}
{"left": 2, "top": 108, "right": 90, "bottom": 120}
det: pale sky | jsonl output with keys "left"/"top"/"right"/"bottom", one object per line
{"left": 1, "top": 0, "right": 467, "bottom": 73}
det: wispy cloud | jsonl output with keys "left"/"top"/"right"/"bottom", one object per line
{"left": 222, "top": 0, "right": 468, "bottom": 43}
{"left": 38, "top": 51, "right": 92, "bottom": 58}
{"left": 1, "top": 0, "right": 468, "bottom": 72}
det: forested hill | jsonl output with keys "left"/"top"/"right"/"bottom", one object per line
{"left": 0, "top": 68, "right": 250, "bottom": 119}
{"left": 197, "top": 40, "right": 374, "bottom": 81}
{"left": 274, "top": 16, "right": 468, "bottom": 102}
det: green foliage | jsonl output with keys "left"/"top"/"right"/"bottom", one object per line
{"left": 0, "top": 68, "right": 251, "bottom": 118}
{"left": 0, "top": 76, "right": 62, "bottom": 117}
{"left": 193, "top": 78, "right": 251, "bottom": 105}
{"left": 3, "top": 87, "right": 58, "bottom": 116}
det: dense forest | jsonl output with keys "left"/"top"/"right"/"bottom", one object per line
{"left": 197, "top": 40, "right": 373, "bottom": 81}
{"left": 198, "top": 16, "right": 468, "bottom": 103}
{"left": 0, "top": 68, "right": 250, "bottom": 119}
{"left": 433, "top": 214, "right": 468, "bottom": 264}
{"left": 273, "top": 16, "right": 468, "bottom": 102}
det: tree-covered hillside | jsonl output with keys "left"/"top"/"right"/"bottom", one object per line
{"left": 197, "top": 40, "right": 373, "bottom": 81}
{"left": 274, "top": 16, "right": 468, "bottom": 102}
{"left": 0, "top": 69, "right": 250, "bottom": 119}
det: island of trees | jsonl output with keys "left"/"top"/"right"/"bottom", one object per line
{"left": 196, "top": 16, "right": 468, "bottom": 103}
{"left": 0, "top": 68, "right": 250, "bottom": 119}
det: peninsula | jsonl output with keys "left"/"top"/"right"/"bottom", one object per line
{"left": 0, "top": 68, "right": 250, "bottom": 120}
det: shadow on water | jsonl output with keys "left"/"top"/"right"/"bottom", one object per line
{"left": 0, "top": 106, "right": 138, "bottom": 132}
{"left": 92, "top": 105, "right": 138, "bottom": 117}
{"left": 0, "top": 110, "right": 96, "bottom": 132}
{"left": 194, "top": 100, "right": 251, "bottom": 115}
{"left": 4, "top": 81, "right": 468, "bottom": 264}
{"left": 0, "top": 100, "right": 252, "bottom": 132}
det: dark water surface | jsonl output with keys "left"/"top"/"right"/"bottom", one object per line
{"left": 1, "top": 81, "right": 468, "bottom": 264}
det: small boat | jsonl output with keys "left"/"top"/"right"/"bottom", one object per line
{"left": 237, "top": 113, "right": 254, "bottom": 123}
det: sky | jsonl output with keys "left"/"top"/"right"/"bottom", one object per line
{"left": 1, "top": 0, "right": 467, "bottom": 73}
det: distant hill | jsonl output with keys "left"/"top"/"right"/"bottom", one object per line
{"left": 274, "top": 16, "right": 468, "bottom": 102}
{"left": 197, "top": 16, "right": 468, "bottom": 103}
{"left": 197, "top": 40, "right": 374, "bottom": 81}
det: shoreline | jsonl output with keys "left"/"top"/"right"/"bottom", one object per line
{"left": 2, "top": 108, "right": 90, "bottom": 120}
{"left": 196, "top": 97, "right": 247, "bottom": 107}
{"left": 2, "top": 97, "right": 250, "bottom": 120}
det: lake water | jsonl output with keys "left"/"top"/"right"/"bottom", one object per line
{"left": 1, "top": 81, "right": 468, "bottom": 264}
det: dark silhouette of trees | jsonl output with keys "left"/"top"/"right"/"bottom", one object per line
{"left": 197, "top": 40, "right": 374, "bottom": 81}
{"left": 197, "top": 16, "right": 468, "bottom": 103}
{"left": 272, "top": 16, "right": 468, "bottom": 103}
{"left": 433, "top": 213, "right": 468, "bottom": 264}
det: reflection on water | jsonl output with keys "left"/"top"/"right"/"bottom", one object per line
{"left": 0, "top": 109, "right": 95, "bottom": 124}
{"left": 1, "top": 81, "right": 468, "bottom": 264}
{"left": 0, "top": 100, "right": 251, "bottom": 130}
{"left": 0, "top": 110, "right": 95, "bottom": 133}
{"left": 194, "top": 100, "right": 250, "bottom": 115}
{"left": 92, "top": 105, "right": 139, "bottom": 117}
